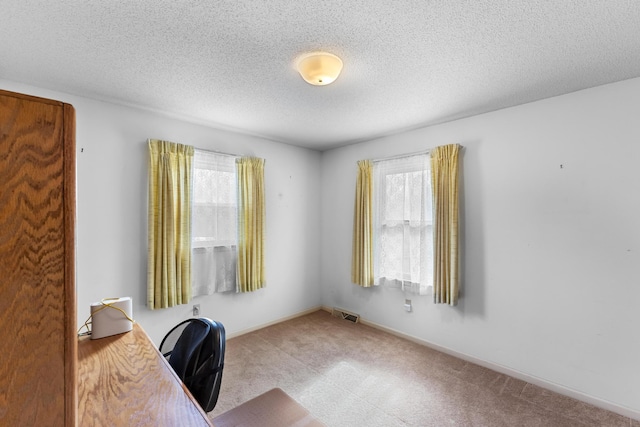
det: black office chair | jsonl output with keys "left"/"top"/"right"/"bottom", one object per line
{"left": 159, "top": 317, "right": 225, "bottom": 412}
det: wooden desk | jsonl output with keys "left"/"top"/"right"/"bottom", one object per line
{"left": 78, "top": 324, "right": 212, "bottom": 426}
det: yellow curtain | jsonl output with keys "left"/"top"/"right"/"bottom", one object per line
{"left": 431, "top": 144, "right": 461, "bottom": 305}
{"left": 236, "top": 157, "right": 266, "bottom": 292}
{"left": 351, "top": 160, "right": 374, "bottom": 287}
{"left": 147, "top": 139, "right": 194, "bottom": 309}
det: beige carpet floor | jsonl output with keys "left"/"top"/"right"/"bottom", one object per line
{"left": 209, "top": 310, "right": 637, "bottom": 427}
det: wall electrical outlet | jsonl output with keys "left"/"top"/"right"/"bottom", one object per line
{"left": 193, "top": 304, "right": 200, "bottom": 317}
{"left": 404, "top": 299, "right": 412, "bottom": 312}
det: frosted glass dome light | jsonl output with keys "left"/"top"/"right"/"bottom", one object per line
{"left": 296, "top": 52, "right": 343, "bottom": 86}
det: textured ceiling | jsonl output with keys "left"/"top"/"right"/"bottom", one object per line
{"left": 2, "top": 1, "right": 640, "bottom": 150}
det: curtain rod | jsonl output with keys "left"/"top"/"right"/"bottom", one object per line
{"left": 194, "top": 146, "right": 266, "bottom": 164}
{"left": 369, "top": 144, "right": 464, "bottom": 164}
{"left": 194, "top": 146, "right": 240, "bottom": 158}
{"left": 371, "top": 149, "right": 431, "bottom": 164}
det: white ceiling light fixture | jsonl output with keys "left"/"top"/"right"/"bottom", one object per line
{"left": 296, "top": 51, "right": 343, "bottom": 86}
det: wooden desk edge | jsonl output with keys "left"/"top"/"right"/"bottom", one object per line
{"left": 144, "top": 324, "right": 213, "bottom": 425}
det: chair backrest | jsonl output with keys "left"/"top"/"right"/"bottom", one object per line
{"left": 159, "top": 318, "right": 226, "bottom": 412}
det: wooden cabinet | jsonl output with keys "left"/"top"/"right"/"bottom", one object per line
{"left": 0, "top": 90, "right": 76, "bottom": 426}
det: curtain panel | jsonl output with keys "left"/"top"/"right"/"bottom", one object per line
{"left": 192, "top": 149, "right": 238, "bottom": 295}
{"left": 236, "top": 157, "right": 266, "bottom": 293}
{"left": 192, "top": 246, "right": 237, "bottom": 294}
{"left": 147, "top": 139, "right": 194, "bottom": 309}
{"left": 373, "top": 153, "right": 432, "bottom": 295}
{"left": 351, "top": 160, "right": 374, "bottom": 287}
{"left": 431, "top": 144, "right": 461, "bottom": 305}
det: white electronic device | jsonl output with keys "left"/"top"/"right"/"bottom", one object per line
{"left": 90, "top": 297, "right": 134, "bottom": 339}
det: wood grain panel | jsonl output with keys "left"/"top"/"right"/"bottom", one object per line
{"left": 0, "top": 91, "right": 69, "bottom": 426}
{"left": 63, "top": 102, "right": 77, "bottom": 427}
{"left": 78, "top": 324, "right": 212, "bottom": 427}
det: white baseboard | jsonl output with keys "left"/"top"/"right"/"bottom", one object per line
{"left": 226, "top": 306, "right": 323, "bottom": 339}
{"left": 319, "top": 306, "right": 639, "bottom": 421}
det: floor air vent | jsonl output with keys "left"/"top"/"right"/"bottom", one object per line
{"left": 332, "top": 307, "right": 360, "bottom": 323}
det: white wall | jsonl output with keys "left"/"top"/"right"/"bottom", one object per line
{"left": 320, "top": 77, "right": 640, "bottom": 415}
{"left": 1, "top": 80, "right": 322, "bottom": 345}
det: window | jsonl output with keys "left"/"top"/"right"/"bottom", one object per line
{"left": 373, "top": 153, "right": 433, "bottom": 295}
{"left": 192, "top": 150, "right": 238, "bottom": 295}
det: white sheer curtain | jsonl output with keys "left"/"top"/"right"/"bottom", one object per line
{"left": 373, "top": 153, "right": 433, "bottom": 295}
{"left": 192, "top": 149, "right": 238, "bottom": 295}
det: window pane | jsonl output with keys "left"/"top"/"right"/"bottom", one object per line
{"left": 384, "top": 173, "right": 406, "bottom": 222}
{"left": 192, "top": 204, "right": 237, "bottom": 247}
{"left": 192, "top": 151, "right": 237, "bottom": 248}
{"left": 193, "top": 169, "right": 236, "bottom": 204}
{"left": 373, "top": 153, "right": 433, "bottom": 294}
